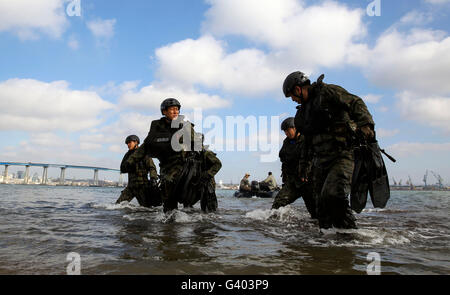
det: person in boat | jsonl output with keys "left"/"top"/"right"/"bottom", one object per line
{"left": 283, "top": 71, "right": 375, "bottom": 229}
{"left": 271, "top": 118, "right": 316, "bottom": 218}
{"left": 239, "top": 173, "right": 251, "bottom": 192}
{"left": 259, "top": 172, "right": 278, "bottom": 191}
{"left": 116, "top": 135, "right": 161, "bottom": 207}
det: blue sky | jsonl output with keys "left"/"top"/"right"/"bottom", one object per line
{"left": 0, "top": 0, "right": 449, "bottom": 186}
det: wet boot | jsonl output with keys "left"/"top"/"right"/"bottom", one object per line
{"left": 332, "top": 199, "right": 357, "bottom": 229}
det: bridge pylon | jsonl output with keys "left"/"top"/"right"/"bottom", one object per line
{"left": 41, "top": 166, "right": 48, "bottom": 185}
{"left": 93, "top": 169, "right": 99, "bottom": 186}
{"left": 24, "top": 165, "right": 30, "bottom": 184}
{"left": 59, "top": 167, "right": 66, "bottom": 185}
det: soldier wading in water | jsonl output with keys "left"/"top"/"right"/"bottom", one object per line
{"left": 125, "top": 98, "right": 221, "bottom": 213}
{"left": 272, "top": 117, "right": 316, "bottom": 219}
{"left": 283, "top": 71, "right": 375, "bottom": 229}
{"left": 116, "top": 135, "right": 161, "bottom": 207}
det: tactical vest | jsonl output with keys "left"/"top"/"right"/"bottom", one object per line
{"left": 294, "top": 76, "right": 353, "bottom": 155}
{"left": 279, "top": 137, "right": 300, "bottom": 176}
{"left": 144, "top": 117, "right": 195, "bottom": 165}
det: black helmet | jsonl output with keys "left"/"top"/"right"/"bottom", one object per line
{"left": 282, "top": 71, "right": 310, "bottom": 97}
{"left": 160, "top": 98, "right": 181, "bottom": 115}
{"left": 281, "top": 117, "right": 295, "bottom": 131}
{"left": 125, "top": 135, "right": 140, "bottom": 144}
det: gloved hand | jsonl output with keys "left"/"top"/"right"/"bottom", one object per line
{"left": 360, "top": 125, "right": 375, "bottom": 139}
{"left": 298, "top": 166, "right": 308, "bottom": 182}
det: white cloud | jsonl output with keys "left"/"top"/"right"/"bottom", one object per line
{"left": 79, "top": 112, "right": 159, "bottom": 154}
{"left": 119, "top": 81, "right": 231, "bottom": 111}
{"left": 156, "top": 35, "right": 285, "bottom": 95}
{"left": 89, "top": 80, "right": 141, "bottom": 98}
{"left": 0, "top": 78, "right": 115, "bottom": 132}
{"left": 28, "top": 132, "right": 73, "bottom": 148}
{"left": 399, "top": 11, "right": 433, "bottom": 26}
{"left": 80, "top": 142, "right": 102, "bottom": 151}
{"left": 396, "top": 91, "right": 450, "bottom": 132}
{"left": 363, "top": 94, "right": 383, "bottom": 104}
{"left": 388, "top": 142, "right": 450, "bottom": 157}
{"left": 0, "top": 0, "right": 68, "bottom": 40}
{"left": 351, "top": 29, "right": 450, "bottom": 95}
{"left": 87, "top": 18, "right": 116, "bottom": 39}
{"left": 376, "top": 128, "right": 400, "bottom": 138}
{"left": 202, "top": 0, "right": 366, "bottom": 69}
{"left": 154, "top": 0, "right": 366, "bottom": 96}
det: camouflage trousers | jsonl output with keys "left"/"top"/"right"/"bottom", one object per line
{"left": 312, "top": 151, "right": 356, "bottom": 229}
{"left": 116, "top": 184, "right": 161, "bottom": 208}
{"left": 159, "top": 162, "right": 185, "bottom": 212}
{"left": 272, "top": 175, "right": 316, "bottom": 218}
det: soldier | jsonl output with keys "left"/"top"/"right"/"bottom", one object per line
{"left": 282, "top": 72, "right": 375, "bottom": 229}
{"left": 271, "top": 117, "right": 316, "bottom": 219}
{"left": 125, "top": 98, "right": 209, "bottom": 213}
{"left": 116, "top": 135, "right": 161, "bottom": 207}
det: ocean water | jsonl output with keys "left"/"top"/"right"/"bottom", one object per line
{"left": 0, "top": 184, "right": 448, "bottom": 275}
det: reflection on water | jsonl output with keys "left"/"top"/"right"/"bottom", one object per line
{"left": 0, "top": 184, "right": 449, "bottom": 274}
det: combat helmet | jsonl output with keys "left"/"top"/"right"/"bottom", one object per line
{"left": 282, "top": 71, "right": 310, "bottom": 97}
{"left": 160, "top": 98, "right": 181, "bottom": 115}
{"left": 125, "top": 135, "right": 140, "bottom": 145}
{"left": 281, "top": 117, "right": 295, "bottom": 131}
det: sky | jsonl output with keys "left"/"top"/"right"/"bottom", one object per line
{"left": 0, "top": 0, "right": 449, "bottom": 186}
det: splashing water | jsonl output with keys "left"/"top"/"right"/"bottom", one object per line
{"left": 0, "top": 185, "right": 448, "bottom": 274}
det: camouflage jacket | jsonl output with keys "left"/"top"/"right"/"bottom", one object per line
{"left": 295, "top": 75, "right": 374, "bottom": 166}
{"left": 202, "top": 149, "right": 222, "bottom": 186}
{"left": 120, "top": 149, "right": 157, "bottom": 187}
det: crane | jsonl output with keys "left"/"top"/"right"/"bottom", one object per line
{"left": 423, "top": 170, "right": 428, "bottom": 188}
{"left": 392, "top": 177, "right": 397, "bottom": 186}
{"left": 408, "top": 175, "right": 414, "bottom": 190}
{"left": 430, "top": 171, "right": 444, "bottom": 189}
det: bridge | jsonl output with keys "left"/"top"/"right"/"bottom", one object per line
{"left": 0, "top": 162, "right": 123, "bottom": 186}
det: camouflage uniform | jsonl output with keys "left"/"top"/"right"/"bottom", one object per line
{"left": 202, "top": 149, "right": 222, "bottom": 188}
{"left": 116, "top": 149, "right": 161, "bottom": 207}
{"left": 272, "top": 136, "right": 316, "bottom": 218}
{"left": 126, "top": 116, "right": 199, "bottom": 212}
{"left": 196, "top": 149, "right": 222, "bottom": 212}
{"left": 295, "top": 75, "right": 375, "bottom": 229}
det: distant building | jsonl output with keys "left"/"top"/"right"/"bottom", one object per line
{"left": 17, "top": 171, "right": 25, "bottom": 179}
